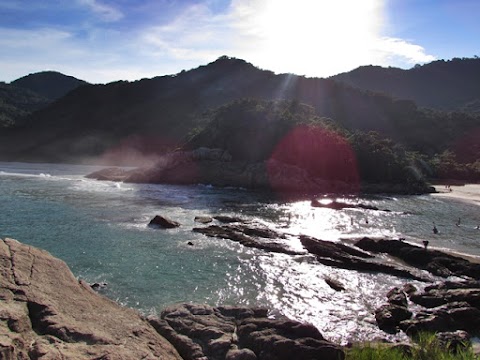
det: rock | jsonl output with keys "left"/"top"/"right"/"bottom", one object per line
{"left": 324, "top": 277, "right": 345, "bottom": 291}
{"left": 149, "top": 215, "right": 181, "bottom": 228}
{"left": 195, "top": 216, "right": 213, "bottom": 223}
{"left": 151, "top": 303, "right": 344, "bottom": 360}
{"left": 400, "top": 301, "right": 480, "bottom": 335}
{"left": 214, "top": 216, "right": 246, "bottom": 224}
{"left": 90, "top": 281, "right": 107, "bottom": 290}
{"left": 226, "top": 348, "right": 257, "bottom": 360}
{"left": 386, "top": 287, "right": 408, "bottom": 307}
{"left": 375, "top": 304, "right": 412, "bottom": 333}
{"left": 85, "top": 167, "right": 132, "bottom": 181}
{"left": 187, "top": 241, "right": 194, "bottom": 246}
{"left": 193, "top": 224, "right": 301, "bottom": 255}
{"left": 355, "top": 238, "right": 480, "bottom": 279}
{"left": 409, "top": 281, "right": 480, "bottom": 309}
{"left": 300, "top": 235, "right": 426, "bottom": 281}
{"left": 0, "top": 238, "right": 181, "bottom": 359}
{"left": 435, "top": 330, "right": 471, "bottom": 353}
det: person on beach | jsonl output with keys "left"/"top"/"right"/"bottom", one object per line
{"left": 456, "top": 217, "right": 461, "bottom": 226}
{"left": 423, "top": 240, "right": 429, "bottom": 250}
{"left": 433, "top": 223, "right": 438, "bottom": 234}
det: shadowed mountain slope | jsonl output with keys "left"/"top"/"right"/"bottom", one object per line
{"left": 331, "top": 57, "right": 480, "bottom": 113}
{"left": 1, "top": 56, "right": 479, "bottom": 165}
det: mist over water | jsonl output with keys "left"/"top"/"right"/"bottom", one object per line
{"left": 1, "top": 162, "right": 479, "bottom": 344}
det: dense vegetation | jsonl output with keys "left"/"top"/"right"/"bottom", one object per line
{"left": 346, "top": 332, "right": 478, "bottom": 360}
{"left": 11, "top": 71, "right": 88, "bottom": 101}
{"left": 0, "top": 82, "right": 49, "bottom": 128}
{"left": 185, "top": 99, "right": 433, "bottom": 186}
{"left": 331, "top": 57, "right": 480, "bottom": 113}
{"left": 0, "top": 72, "right": 87, "bottom": 129}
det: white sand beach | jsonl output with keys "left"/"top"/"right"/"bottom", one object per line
{"left": 432, "top": 183, "right": 480, "bottom": 206}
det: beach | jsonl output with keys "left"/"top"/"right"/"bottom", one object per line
{"left": 432, "top": 184, "right": 480, "bottom": 206}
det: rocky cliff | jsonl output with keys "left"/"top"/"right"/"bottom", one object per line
{"left": 0, "top": 237, "right": 182, "bottom": 359}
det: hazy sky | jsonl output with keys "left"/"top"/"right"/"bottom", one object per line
{"left": 1, "top": 0, "right": 479, "bottom": 83}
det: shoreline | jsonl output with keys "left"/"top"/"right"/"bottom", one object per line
{"left": 431, "top": 184, "right": 480, "bottom": 206}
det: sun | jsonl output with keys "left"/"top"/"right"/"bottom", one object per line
{"left": 233, "top": 0, "right": 385, "bottom": 77}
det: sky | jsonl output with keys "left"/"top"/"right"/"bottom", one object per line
{"left": 1, "top": 0, "right": 479, "bottom": 84}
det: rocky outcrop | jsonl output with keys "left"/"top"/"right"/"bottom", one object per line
{"left": 149, "top": 215, "right": 181, "bottom": 228}
{"left": 148, "top": 303, "right": 345, "bottom": 360}
{"left": 355, "top": 238, "right": 480, "bottom": 279}
{"left": 193, "top": 224, "right": 301, "bottom": 255}
{"left": 0, "top": 238, "right": 182, "bottom": 359}
{"left": 300, "top": 235, "right": 427, "bottom": 281}
{"left": 375, "top": 280, "right": 480, "bottom": 340}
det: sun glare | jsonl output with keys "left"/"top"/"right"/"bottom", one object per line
{"left": 233, "top": 0, "right": 385, "bottom": 77}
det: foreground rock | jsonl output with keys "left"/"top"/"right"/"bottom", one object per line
{"left": 0, "top": 238, "right": 181, "bottom": 359}
{"left": 355, "top": 238, "right": 480, "bottom": 279}
{"left": 148, "top": 303, "right": 345, "bottom": 360}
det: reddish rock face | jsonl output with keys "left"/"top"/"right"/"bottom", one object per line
{"left": 0, "top": 238, "right": 182, "bottom": 360}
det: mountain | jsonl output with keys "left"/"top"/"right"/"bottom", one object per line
{"left": 330, "top": 57, "right": 480, "bottom": 113}
{"left": 11, "top": 71, "right": 89, "bottom": 101}
{"left": 0, "top": 71, "right": 88, "bottom": 129}
{"left": 1, "top": 56, "right": 479, "bottom": 166}
{"left": 0, "top": 82, "right": 49, "bottom": 128}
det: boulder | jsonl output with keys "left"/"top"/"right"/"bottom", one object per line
{"left": 0, "top": 238, "right": 181, "bottom": 359}
{"left": 150, "top": 303, "right": 345, "bottom": 360}
{"left": 195, "top": 216, "right": 214, "bottom": 224}
{"left": 375, "top": 304, "right": 412, "bottom": 333}
{"left": 149, "top": 215, "right": 181, "bottom": 228}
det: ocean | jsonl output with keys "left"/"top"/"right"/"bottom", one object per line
{"left": 1, "top": 161, "right": 479, "bottom": 344}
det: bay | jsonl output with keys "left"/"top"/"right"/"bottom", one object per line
{"left": 1, "top": 161, "right": 479, "bottom": 344}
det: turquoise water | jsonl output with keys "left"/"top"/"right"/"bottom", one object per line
{"left": 1, "top": 161, "right": 479, "bottom": 344}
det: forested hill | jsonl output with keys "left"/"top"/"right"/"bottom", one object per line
{"left": 331, "top": 57, "right": 480, "bottom": 113}
{"left": 11, "top": 71, "right": 89, "bottom": 101}
{"left": 0, "top": 71, "right": 88, "bottom": 129}
{"left": 1, "top": 56, "right": 479, "bottom": 168}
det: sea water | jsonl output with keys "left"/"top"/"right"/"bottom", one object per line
{"left": 1, "top": 161, "right": 479, "bottom": 344}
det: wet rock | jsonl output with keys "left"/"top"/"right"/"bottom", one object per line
{"left": 85, "top": 167, "right": 132, "bottom": 181}
{"left": 149, "top": 215, "right": 181, "bottom": 228}
{"left": 90, "top": 281, "right": 107, "bottom": 291}
{"left": 386, "top": 287, "right": 408, "bottom": 308}
{"left": 195, "top": 216, "right": 214, "bottom": 224}
{"left": 409, "top": 281, "right": 480, "bottom": 309}
{"left": 375, "top": 304, "right": 412, "bottom": 333}
{"left": 324, "top": 277, "right": 345, "bottom": 291}
{"left": 193, "top": 225, "right": 301, "bottom": 255}
{"left": 400, "top": 301, "right": 480, "bottom": 335}
{"left": 214, "top": 216, "right": 247, "bottom": 224}
{"left": 300, "top": 235, "right": 426, "bottom": 281}
{"left": 310, "top": 199, "right": 388, "bottom": 211}
{"left": 150, "top": 303, "right": 344, "bottom": 360}
{"left": 355, "top": 238, "right": 480, "bottom": 279}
